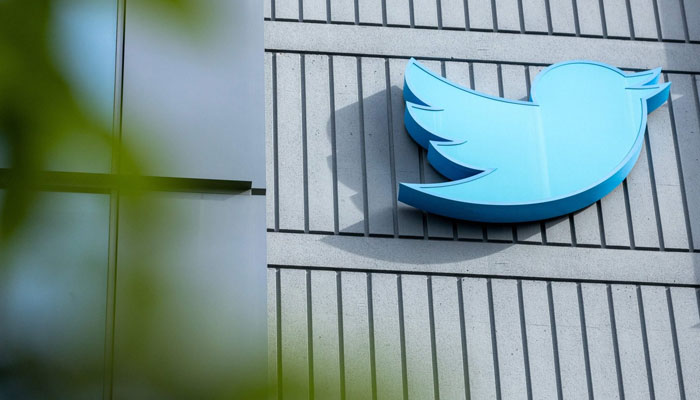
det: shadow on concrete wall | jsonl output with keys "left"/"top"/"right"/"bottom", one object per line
{"left": 320, "top": 81, "right": 515, "bottom": 264}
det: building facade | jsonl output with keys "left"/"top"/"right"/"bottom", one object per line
{"left": 264, "top": 1, "right": 700, "bottom": 399}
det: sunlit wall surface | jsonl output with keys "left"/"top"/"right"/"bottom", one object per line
{"left": 0, "top": 1, "right": 266, "bottom": 398}
{"left": 264, "top": 0, "right": 700, "bottom": 399}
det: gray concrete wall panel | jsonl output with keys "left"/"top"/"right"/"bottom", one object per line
{"left": 268, "top": 232, "right": 700, "bottom": 285}
{"left": 266, "top": 53, "right": 276, "bottom": 230}
{"left": 629, "top": 0, "right": 659, "bottom": 39}
{"left": 275, "top": 0, "right": 299, "bottom": 20}
{"left": 521, "top": 280, "right": 559, "bottom": 400}
{"left": 371, "top": 273, "right": 405, "bottom": 399}
{"left": 602, "top": 0, "right": 632, "bottom": 38}
{"left": 276, "top": 53, "right": 306, "bottom": 231}
{"left": 279, "top": 269, "right": 310, "bottom": 398}
{"left": 401, "top": 275, "right": 438, "bottom": 399}
{"left": 333, "top": 56, "right": 367, "bottom": 234}
{"left": 362, "top": 58, "right": 397, "bottom": 236}
{"left": 574, "top": 204, "right": 603, "bottom": 246}
{"left": 265, "top": 22, "right": 700, "bottom": 72}
{"left": 358, "top": 0, "right": 383, "bottom": 24}
{"left": 385, "top": 0, "right": 411, "bottom": 25}
{"left": 686, "top": 0, "right": 700, "bottom": 41}
{"left": 265, "top": 0, "right": 700, "bottom": 396}
{"left": 611, "top": 284, "right": 652, "bottom": 399}
{"left": 462, "top": 277, "right": 499, "bottom": 399}
{"left": 441, "top": 0, "right": 468, "bottom": 29}
{"left": 600, "top": 184, "right": 632, "bottom": 248}
{"left": 492, "top": 279, "right": 529, "bottom": 400}
{"left": 389, "top": 59, "right": 424, "bottom": 237}
{"left": 304, "top": 0, "right": 329, "bottom": 21}
{"left": 310, "top": 270, "right": 343, "bottom": 399}
{"left": 522, "top": 0, "right": 550, "bottom": 33}
{"left": 647, "top": 74, "right": 689, "bottom": 250}
{"left": 305, "top": 55, "right": 336, "bottom": 233}
{"left": 656, "top": 0, "right": 686, "bottom": 41}
{"left": 494, "top": 0, "right": 522, "bottom": 32}
{"left": 268, "top": 269, "right": 279, "bottom": 398}
{"left": 640, "top": 286, "right": 683, "bottom": 399}
{"left": 269, "top": 270, "right": 700, "bottom": 398}
{"left": 549, "top": 0, "right": 577, "bottom": 35}
{"left": 412, "top": 0, "right": 439, "bottom": 28}
{"left": 279, "top": 0, "right": 700, "bottom": 44}
{"left": 468, "top": 0, "right": 495, "bottom": 31}
{"left": 340, "top": 271, "right": 374, "bottom": 399}
{"left": 626, "top": 141, "right": 661, "bottom": 249}
{"left": 577, "top": 0, "right": 604, "bottom": 36}
{"left": 431, "top": 276, "right": 470, "bottom": 400}
{"left": 265, "top": 0, "right": 272, "bottom": 19}
{"left": 331, "top": 0, "right": 357, "bottom": 23}
{"left": 581, "top": 283, "right": 622, "bottom": 399}
{"left": 551, "top": 282, "right": 590, "bottom": 399}
{"left": 670, "top": 287, "right": 700, "bottom": 400}
{"left": 670, "top": 74, "right": 700, "bottom": 249}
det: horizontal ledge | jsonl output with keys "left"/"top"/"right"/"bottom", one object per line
{"left": 265, "top": 21, "right": 700, "bottom": 74}
{"left": 268, "top": 232, "right": 700, "bottom": 287}
{"left": 0, "top": 169, "right": 265, "bottom": 195}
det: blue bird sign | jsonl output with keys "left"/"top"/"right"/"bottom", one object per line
{"left": 400, "top": 59, "right": 671, "bottom": 223}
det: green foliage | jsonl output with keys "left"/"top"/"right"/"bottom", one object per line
{"left": 0, "top": 1, "right": 281, "bottom": 399}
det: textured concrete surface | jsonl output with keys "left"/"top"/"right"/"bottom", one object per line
{"left": 268, "top": 232, "right": 700, "bottom": 285}
{"left": 265, "top": 21, "right": 700, "bottom": 73}
{"left": 265, "top": 1, "right": 700, "bottom": 398}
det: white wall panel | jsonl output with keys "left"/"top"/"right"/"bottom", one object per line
{"left": 305, "top": 55, "right": 336, "bottom": 233}
{"left": 331, "top": 0, "right": 356, "bottom": 22}
{"left": 629, "top": 0, "right": 659, "bottom": 39}
{"left": 495, "top": 0, "right": 522, "bottom": 31}
{"left": 401, "top": 275, "right": 437, "bottom": 399}
{"left": 640, "top": 286, "right": 683, "bottom": 398}
{"left": 462, "top": 278, "right": 499, "bottom": 399}
{"left": 431, "top": 276, "right": 469, "bottom": 400}
{"left": 441, "top": 0, "right": 468, "bottom": 29}
{"left": 279, "top": 269, "right": 310, "bottom": 397}
{"left": 551, "top": 282, "right": 590, "bottom": 400}
{"left": 304, "top": 0, "right": 328, "bottom": 21}
{"left": 577, "top": 0, "right": 604, "bottom": 36}
{"left": 492, "top": 279, "right": 529, "bottom": 400}
{"left": 413, "top": 0, "right": 439, "bottom": 27}
{"left": 276, "top": 53, "right": 305, "bottom": 231}
{"left": 389, "top": 59, "right": 424, "bottom": 237}
{"left": 362, "top": 58, "right": 396, "bottom": 236}
{"left": 358, "top": 0, "right": 384, "bottom": 24}
{"left": 521, "top": 281, "right": 559, "bottom": 400}
{"left": 522, "top": 0, "right": 549, "bottom": 33}
{"left": 371, "top": 274, "right": 405, "bottom": 400}
{"left": 333, "top": 56, "right": 366, "bottom": 234}
{"left": 581, "top": 283, "right": 622, "bottom": 399}
{"left": 468, "top": 0, "right": 495, "bottom": 30}
{"left": 310, "top": 271, "right": 342, "bottom": 399}
{"left": 341, "top": 272, "right": 373, "bottom": 399}
{"left": 670, "top": 287, "right": 700, "bottom": 400}
{"left": 611, "top": 285, "right": 652, "bottom": 399}
{"left": 647, "top": 74, "right": 689, "bottom": 250}
{"left": 602, "top": 0, "right": 631, "bottom": 38}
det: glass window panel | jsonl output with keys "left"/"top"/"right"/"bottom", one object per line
{"left": 46, "top": 0, "right": 118, "bottom": 173}
{"left": 0, "top": 191, "right": 111, "bottom": 398}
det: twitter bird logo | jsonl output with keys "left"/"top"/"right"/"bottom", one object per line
{"left": 400, "top": 59, "right": 671, "bottom": 223}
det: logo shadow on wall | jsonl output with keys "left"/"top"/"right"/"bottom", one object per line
{"left": 318, "top": 83, "right": 520, "bottom": 264}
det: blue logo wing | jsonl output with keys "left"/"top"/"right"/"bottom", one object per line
{"left": 403, "top": 58, "right": 541, "bottom": 181}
